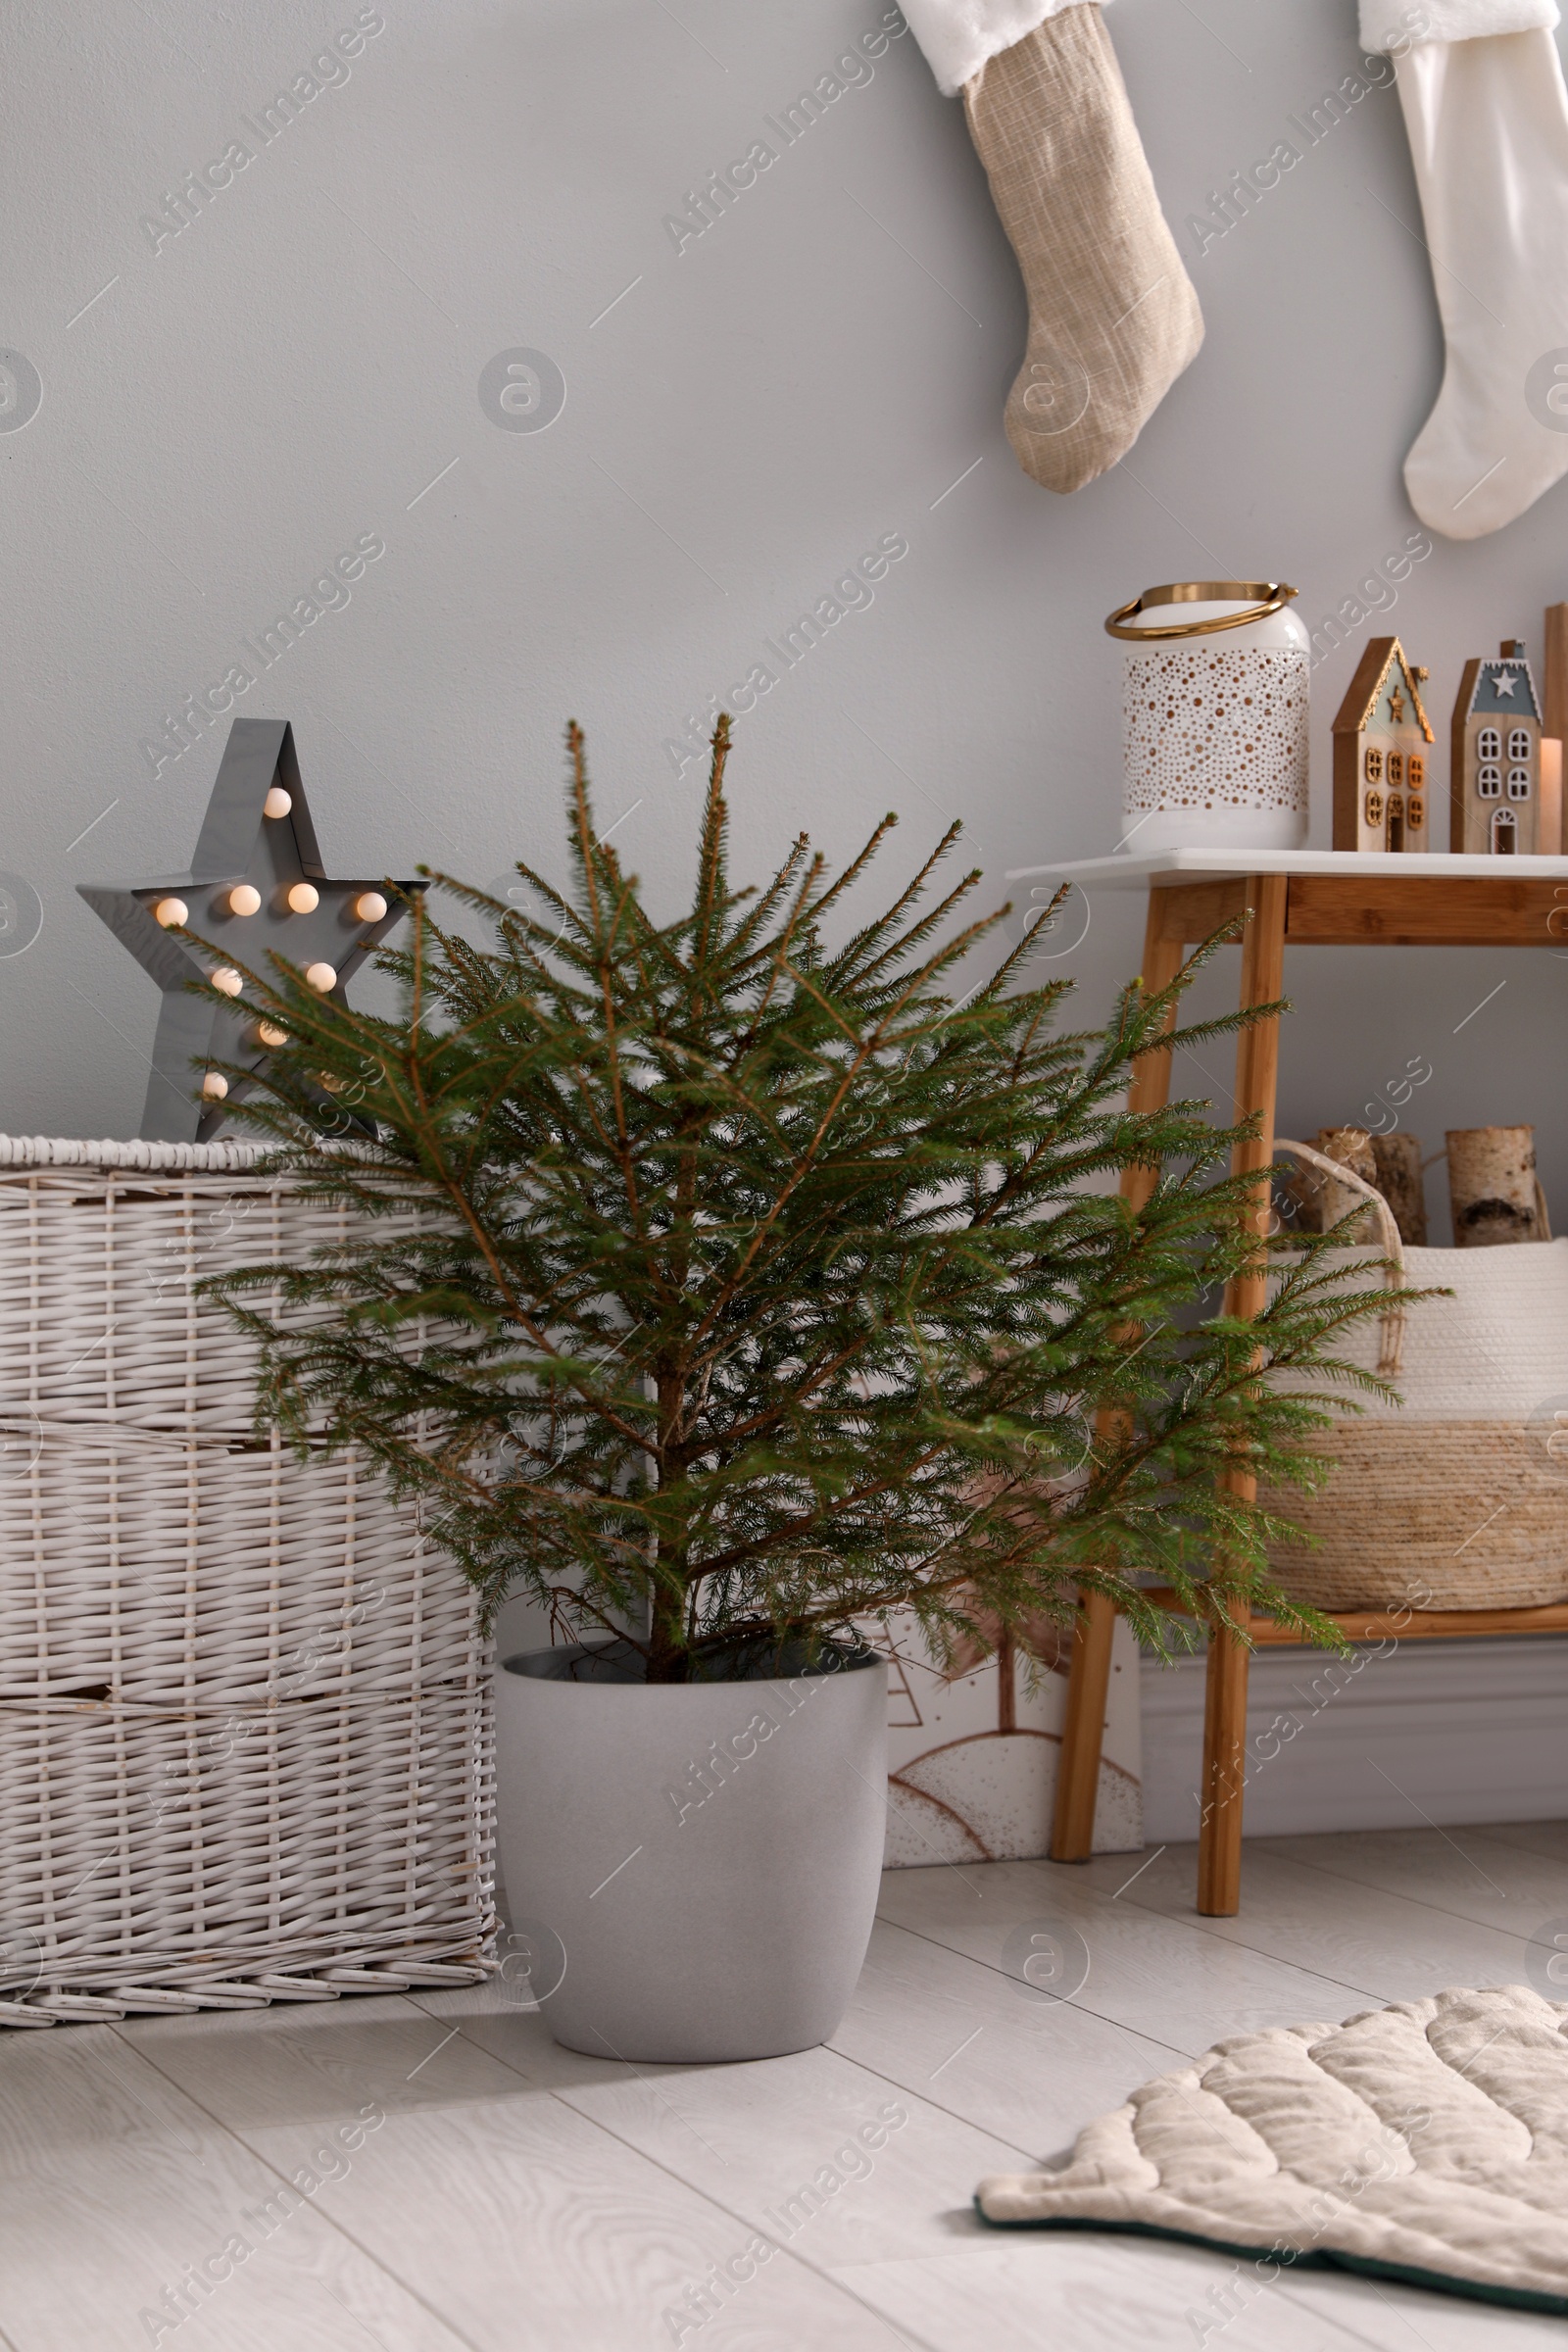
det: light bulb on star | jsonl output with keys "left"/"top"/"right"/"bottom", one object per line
{"left": 75, "top": 717, "right": 422, "bottom": 1145}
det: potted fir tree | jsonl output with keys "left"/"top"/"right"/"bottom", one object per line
{"left": 206, "top": 722, "right": 1392, "bottom": 2063}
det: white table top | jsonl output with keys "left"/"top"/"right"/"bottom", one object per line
{"left": 1004, "top": 847, "right": 1568, "bottom": 890}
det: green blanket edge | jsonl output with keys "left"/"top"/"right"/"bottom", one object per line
{"left": 971, "top": 2202, "right": 1568, "bottom": 2320}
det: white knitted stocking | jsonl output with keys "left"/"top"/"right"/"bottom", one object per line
{"left": 1369, "top": 1, "right": 1568, "bottom": 538}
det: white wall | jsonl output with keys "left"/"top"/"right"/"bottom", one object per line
{"left": 1142, "top": 1637, "right": 1568, "bottom": 1840}
{"left": 4, "top": 0, "right": 1568, "bottom": 1198}
{"left": 10, "top": 0, "right": 1565, "bottom": 1825}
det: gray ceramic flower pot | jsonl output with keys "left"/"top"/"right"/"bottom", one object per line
{"left": 492, "top": 1642, "right": 887, "bottom": 2063}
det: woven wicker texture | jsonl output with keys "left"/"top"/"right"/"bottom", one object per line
{"left": 1312, "top": 1238, "right": 1568, "bottom": 1419}
{"left": 1264, "top": 1239, "right": 1568, "bottom": 1610}
{"left": 0, "top": 1135, "right": 267, "bottom": 1170}
{"left": 0, "top": 1150, "right": 494, "bottom": 2025}
{"left": 1264, "top": 1421, "right": 1568, "bottom": 1610}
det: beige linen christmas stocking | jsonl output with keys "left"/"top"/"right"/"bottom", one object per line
{"left": 904, "top": 0, "right": 1203, "bottom": 493}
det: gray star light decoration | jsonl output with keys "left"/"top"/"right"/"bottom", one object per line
{"left": 79, "top": 716, "right": 420, "bottom": 1144}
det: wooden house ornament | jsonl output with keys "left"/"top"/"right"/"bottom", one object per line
{"left": 1450, "top": 640, "right": 1544, "bottom": 855}
{"left": 1332, "top": 637, "right": 1435, "bottom": 853}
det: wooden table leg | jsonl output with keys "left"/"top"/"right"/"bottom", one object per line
{"left": 1197, "top": 874, "right": 1287, "bottom": 1917}
{"left": 1051, "top": 1592, "right": 1118, "bottom": 1861}
{"left": 1051, "top": 899, "right": 1183, "bottom": 1864}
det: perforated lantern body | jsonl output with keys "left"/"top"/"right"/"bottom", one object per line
{"left": 1116, "top": 587, "right": 1310, "bottom": 854}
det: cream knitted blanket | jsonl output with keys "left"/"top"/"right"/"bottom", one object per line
{"left": 977, "top": 1985, "right": 1568, "bottom": 2317}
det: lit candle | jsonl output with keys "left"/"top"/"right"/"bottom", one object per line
{"left": 305, "top": 961, "right": 337, "bottom": 993}
{"left": 213, "top": 967, "right": 243, "bottom": 997}
{"left": 201, "top": 1072, "right": 228, "bottom": 1100}
{"left": 153, "top": 897, "right": 188, "bottom": 928}
{"left": 287, "top": 882, "right": 319, "bottom": 914}
{"left": 227, "top": 885, "right": 261, "bottom": 917}
{"left": 1541, "top": 738, "right": 1563, "bottom": 857}
{"left": 264, "top": 787, "right": 293, "bottom": 818}
{"left": 354, "top": 891, "right": 388, "bottom": 923}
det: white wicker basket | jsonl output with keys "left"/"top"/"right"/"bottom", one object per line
{"left": 1264, "top": 1227, "right": 1568, "bottom": 1612}
{"left": 0, "top": 1137, "right": 494, "bottom": 2026}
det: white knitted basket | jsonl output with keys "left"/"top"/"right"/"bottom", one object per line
{"left": 0, "top": 1138, "right": 494, "bottom": 2025}
{"left": 1265, "top": 1233, "right": 1568, "bottom": 1611}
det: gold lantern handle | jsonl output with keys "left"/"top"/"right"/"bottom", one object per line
{"left": 1103, "top": 580, "right": 1298, "bottom": 641}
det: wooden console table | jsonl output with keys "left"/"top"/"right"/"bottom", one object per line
{"left": 1004, "top": 848, "right": 1568, "bottom": 1915}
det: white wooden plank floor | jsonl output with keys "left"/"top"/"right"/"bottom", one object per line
{"left": 5, "top": 1824, "right": 1566, "bottom": 2352}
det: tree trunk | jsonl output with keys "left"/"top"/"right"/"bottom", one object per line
{"left": 646, "top": 1599, "right": 689, "bottom": 1683}
{"left": 646, "top": 1370, "right": 690, "bottom": 1681}
{"left": 1370, "top": 1132, "right": 1428, "bottom": 1247}
{"left": 1446, "top": 1125, "right": 1544, "bottom": 1248}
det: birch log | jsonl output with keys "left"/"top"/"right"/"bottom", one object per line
{"left": 1446, "top": 1125, "right": 1543, "bottom": 1248}
{"left": 1371, "top": 1133, "right": 1428, "bottom": 1247}
{"left": 1288, "top": 1127, "right": 1378, "bottom": 1238}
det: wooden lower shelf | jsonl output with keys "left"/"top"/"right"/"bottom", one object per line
{"left": 1144, "top": 1588, "right": 1568, "bottom": 1643}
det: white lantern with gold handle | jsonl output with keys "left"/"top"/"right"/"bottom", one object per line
{"left": 1107, "top": 580, "right": 1310, "bottom": 854}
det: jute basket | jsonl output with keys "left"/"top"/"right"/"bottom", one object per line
{"left": 1263, "top": 1155, "right": 1568, "bottom": 1611}
{"left": 0, "top": 1137, "right": 494, "bottom": 2025}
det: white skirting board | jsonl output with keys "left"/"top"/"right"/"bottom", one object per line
{"left": 1140, "top": 1636, "right": 1568, "bottom": 1842}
